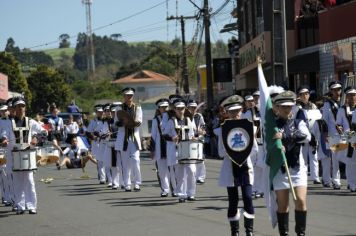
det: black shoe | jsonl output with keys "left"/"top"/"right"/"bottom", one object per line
{"left": 171, "top": 193, "right": 178, "bottom": 197}
{"left": 56, "top": 163, "right": 60, "bottom": 170}
{"left": 29, "top": 209, "right": 37, "bottom": 214}
{"left": 125, "top": 186, "right": 132, "bottom": 192}
{"left": 16, "top": 210, "right": 25, "bottom": 215}
{"left": 196, "top": 179, "right": 205, "bottom": 184}
{"left": 4, "top": 201, "right": 12, "bottom": 207}
{"left": 313, "top": 180, "right": 322, "bottom": 184}
{"left": 112, "top": 185, "right": 118, "bottom": 190}
{"left": 187, "top": 196, "right": 196, "bottom": 201}
{"left": 323, "top": 183, "right": 331, "bottom": 188}
{"left": 120, "top": 185, "right": 125, "bottom": 190}
{"left": 160, "top": 192, "right": 168, "bottom": 197}
{"left": 99, "top": 181, "right": 105, "bottom": 185}
{"left": 333, "top": 184, "right": 341, "bottom": 190}
{"left": 12, "top": 206, "right": 18, "bottom": 212}
{"left": 178, "top": 198, "right": 186, "bottom": 203}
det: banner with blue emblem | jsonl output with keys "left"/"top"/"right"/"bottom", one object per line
{"left": 221, "top": 119, "right": 254, "bottom": 166}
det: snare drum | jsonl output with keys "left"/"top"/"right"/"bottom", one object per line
{"left": 349, "top": 133, "right": 356, "bottom": 148}
{"left": 177, "top": 141, "right": 204, "bottom": 164}
{"left": 328, "top": 135, "right": 349, "bottom": 152}
{"left": 0, "top": 149, "right": 6, "bottom": 165}
{"left": 12, "top": 148, "right": 38, "bottom": 171}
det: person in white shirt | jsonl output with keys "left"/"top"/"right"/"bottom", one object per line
{"left": 58, "top": 136, "right": 97, "bottom": 169}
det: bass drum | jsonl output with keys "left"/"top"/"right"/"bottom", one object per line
{"left": 328, "top": 135, "right": 348, "bottom": 152}
{"left": 177, "top": 141, "right": 204, "bottom": 164}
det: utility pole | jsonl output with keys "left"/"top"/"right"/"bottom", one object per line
{"left": 167, "top": 15, "right": 196, "bottom": 94}
{"left": 271, "top": 0, "right": 288, "bottom": 87}
{"left": 203, "top": 0, "right": 214, "bottom": 109}
{"left": 82, "top": 0, "right": 95, "bottom": 80}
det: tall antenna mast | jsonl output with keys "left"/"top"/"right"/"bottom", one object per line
{"left": 82, "top": 0, "right": 95, "bottom": 80}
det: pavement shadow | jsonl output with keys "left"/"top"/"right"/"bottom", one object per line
{"left": 106, "top": 197, "right": 179, "bottom": 207}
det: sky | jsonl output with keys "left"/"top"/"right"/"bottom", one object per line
{"left": 0, "top": 0, "right": 237, "bottom": 51}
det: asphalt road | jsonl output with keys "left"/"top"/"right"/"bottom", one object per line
{"left": 1, "top": 156, "right": 356, "bottom": 236}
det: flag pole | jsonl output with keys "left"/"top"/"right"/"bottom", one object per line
{"left": 283, "top": 158, "right": 297, "bottom": 201}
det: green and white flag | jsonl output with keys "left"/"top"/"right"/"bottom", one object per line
{"left": 258, "top": 63, "right": 286, "bottom": 227}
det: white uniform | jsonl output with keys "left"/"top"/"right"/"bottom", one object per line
{"left": 242, "top": 108, "right": 264, "bottom": 195}
{"left": 87, "top": 118, "right": 106, "bottom": 182}
{"left": 192, "top": 113, "right": 206, "bottom": 182}
{"left": 322, "top": 100, "right": 341, "bottom": 187}
{"left": 163, "top": 116, "right": 196, "bottom": 199}
{"left": 349, "top": 112, "right": 356, "bottom": 191}
{"left": 296, "top": 103, "right": 321, "bottom": 182}
{"left": 4, "top": 117, "right": 43, "bottom": 212}
{"left": 337, "top": 105, "right": 356, "bottom": 190}
{"left": 114, "top": 103, "right": 142, "bottom": 190}
{"left": 0, "top": 120, "right": 11, "bottom": 204}
{"left": 151, "top": 114, "right": 176, "bottom": 195}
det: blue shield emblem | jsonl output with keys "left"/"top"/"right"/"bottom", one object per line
{"left": 222, "top": 119, "right": 254, "bottom": 166}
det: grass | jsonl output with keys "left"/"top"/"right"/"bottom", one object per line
{"left": 42, "top": 47, "right": 75, "bottom": 61}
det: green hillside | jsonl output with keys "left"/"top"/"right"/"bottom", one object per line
{"left": 43, "top": 47, "right": 75, "bottom": 61}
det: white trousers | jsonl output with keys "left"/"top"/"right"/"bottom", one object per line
{"left": 195, "top": 162, "right": 206, "bottom": 181}
{"left": 321, "top": 158, "right": 332, "bottom": 185}
{"left": 0, "top": 166, "right": 11, "bottom": 202}
{"left": 156, "top": 158, "right": 178, "bottom": 194}
{"left": 97, "top": 160, "right": 106, "bottom": 182}
{"left": 12, "top": 171, "right": 37, "bottom": 210}
{"left": 121, "top": 141, "right": 141, "bottom": 187}
{"left": 331, "top": 152, "right": 341, "bottom": 185}
{"left": 302, "top": 144, "right": 320, "bottom": 181}
{"left": 116, "top": 151, "right": 125, "bottom": 187}
{"left": 346, "top": 157, "right": 356, "bottom": 190}
{"left": 176, "top": 164, "right": 196, "bottom": 198}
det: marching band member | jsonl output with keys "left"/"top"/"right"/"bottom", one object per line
{"left": 187, "top": 99, "right": 207, "bottom": 184}
{"left": 272, "top": 91, "right": 311, "bottom": 236}
{"left": 163, "top": 99, "right": 197, "bottom": 202}
{"left": 1, "top": 97, "right": 44, "bottom": 214}
{"left": 0, "top": 104, "right": 12, "bottom": 207}
{"left": 64, "top": 114, "right": 79, "bottom": 144}
{"left": 252, "top": 90, "right": 260, "bottom": 110}
{"left": 242, "top": 95, "right": 264, "bottom": 198}
{"left": 336, "top": 86, "right": 356, "bottom": 191}
{"left": 58, "top": 136, "right": 97, "bottom": 169}
{"left": 47, "top": 104, "right": 64, "bottom": 155}
{"left": 215, "top": 95, "right": 256, "bottom": 236}
{"left": 87, "top": 104, "right": 106, "bottom": 184}
{"left": 322, "top": 81, "right": 342, "bottom": 189}
{"left": 151, "top": 98, "right": 174, "bottom": 197}
{"left": 114, "top": 87, "right": 142, "bottom": 192}
{"left": 110, "top": 102, "right": 124, "bottom": 189}
{"left": 349, "top": 90, "right": 356, "bottom": 192}
{"left": 295, "top": 86, "right": 322, "bottom": 184}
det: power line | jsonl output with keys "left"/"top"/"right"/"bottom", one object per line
{"left": 28, "top": 0, "right": 170, "bottom": 49}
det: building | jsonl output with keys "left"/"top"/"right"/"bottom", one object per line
{"left": 0, "top": 73, "right": 9, "bottom": 103}
{"left": 112, "top": 70, "right": 177, "bottom": 101}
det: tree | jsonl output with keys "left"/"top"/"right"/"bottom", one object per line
{"left": 4, "top": 37, "right": 20, "bottom": 53}
{"left": 59, "top": 34, "right": 71, "bottom": 48}
{"left": 0, "top": 52, "right": 32, "bottom": 105}
{"left": 27, "top": 65, "right": 71, "bottom": 113}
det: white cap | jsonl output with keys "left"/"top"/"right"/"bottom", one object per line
{"left": 252, "top": 91, "right": 260, "bottom": 96}
{"left": 244, "top": 95, "right": 253, "bottom": 101}
{"left": 225, "top": 103, "right": 243, "bottom": 111}
{"left": 0, "top": 105, "right": 8, "bottom": 111}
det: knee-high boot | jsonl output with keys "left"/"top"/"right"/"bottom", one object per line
{"left": 295, "top": 210, "right": 307, "bottom": 236}
{"left": 277, "top": 212, "right": 289, "bottom": 236}
{"left": 229, "top": 221, "right": 239, "bottom": 236}
{"left": 244, "top": 216, "right": 254, "bottom": 236}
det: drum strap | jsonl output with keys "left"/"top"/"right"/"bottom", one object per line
{"left": 123, "top": 103, "right": 137, "bottom": 151}
{"left": 327, "top": 99, "right": 339, "bottom": 120}
{"left": 174, "top": 117, "right": 190, "bottom": 141}
{"left": 12, "top": 117, "right": 30, "bottom": 144}
{"left": 155, "top": 116, "right": 166, "bottom": 158}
